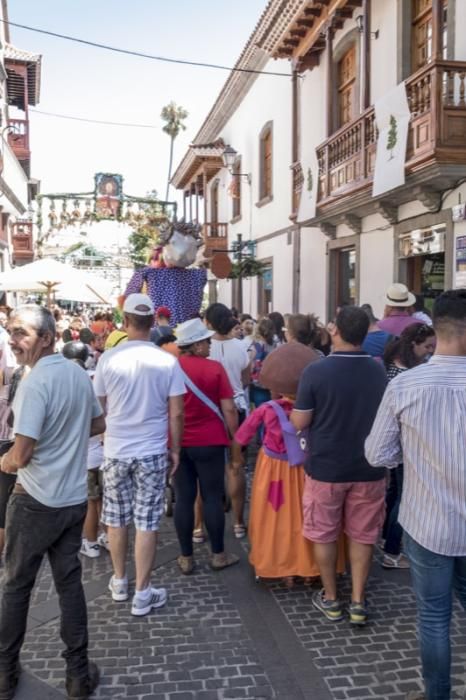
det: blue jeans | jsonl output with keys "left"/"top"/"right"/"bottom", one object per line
{"left": 405, "top": 534, "right": 466, "bottom": 700}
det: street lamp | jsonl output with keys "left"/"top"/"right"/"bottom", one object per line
{"left": 221, "top": 145, "right": 251, "bottom": 184}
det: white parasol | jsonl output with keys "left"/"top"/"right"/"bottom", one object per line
{"left": 0, "top": 259, "right": 113, "bottom": 306}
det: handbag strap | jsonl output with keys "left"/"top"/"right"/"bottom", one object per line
{"left": 181, "top": 370, "right": 226, "bottom": 426}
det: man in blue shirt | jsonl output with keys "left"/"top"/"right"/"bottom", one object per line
{"left": 0, "top": 305, "right": 105, "bottom": 700}
{"left": 292, "top": 307, "right": 387, "bottom": 626}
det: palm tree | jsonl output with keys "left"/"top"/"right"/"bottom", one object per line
{"left": 161, "top": 102, "right": 188, "bottom": 202}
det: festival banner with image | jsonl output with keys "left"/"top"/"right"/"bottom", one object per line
{"left": 95, "top": 173, "right": 123, "bottom": 219}
{"left": 372, "top": 83, "right": 411, "bottom": 198}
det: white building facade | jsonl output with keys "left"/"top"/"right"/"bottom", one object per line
{"left": 173, "top": 0, "right": 466, "bottom": 321}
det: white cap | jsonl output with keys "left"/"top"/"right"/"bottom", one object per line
{"left": 175, "top": 318, "right": 215, "bottom": 347}
{"left": 123, "top": 293, "right": 154, "bottom": 316}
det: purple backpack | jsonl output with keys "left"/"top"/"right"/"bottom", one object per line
{"left": 267, "top": 401, "right": 308, "bottom": 467}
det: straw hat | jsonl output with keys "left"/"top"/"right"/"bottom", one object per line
{"left": 384, "top": 283, "right": 416, "bottom": 308}
{"left": 259, "top": 341, "right": 320, "bottom": 396}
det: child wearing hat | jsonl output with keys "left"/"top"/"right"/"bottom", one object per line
{"left": 231, "top": 342, "right": 345, "bottom": 584}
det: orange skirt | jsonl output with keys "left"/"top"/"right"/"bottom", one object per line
{"left": 248, "top": 449, "right": 346, "bottom": 579}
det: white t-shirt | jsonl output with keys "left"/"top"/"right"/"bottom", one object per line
{"left": 209, "top": 338, "right": 250, "bottom": 406}
{"left": 93, "top": 340, "right": 185, "bottom": 460}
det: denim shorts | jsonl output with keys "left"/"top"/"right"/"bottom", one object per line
{"left": 101, "top": 454, "right": 167, "bottom": 531}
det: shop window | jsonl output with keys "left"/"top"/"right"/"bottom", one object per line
{"left": 411, "top": 0, "right": 448, "bottom": 72}
{"left": 258, "top": 262, "right": 273, "bottom": 316}
{"left": 399, "top": 224, "right": 446, "bottom": 311}
{"left": 259, "top": 123, "right": 273, "bottom": 201}
{"left": 337, "top": 45, "right": 356, "bottom": 128}
{"left": 335, "top": 247, "right": 357, "bottom": 308}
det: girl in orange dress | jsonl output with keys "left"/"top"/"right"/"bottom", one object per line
{"left": 231, "top": 342, "right": 345, "bottom": 582}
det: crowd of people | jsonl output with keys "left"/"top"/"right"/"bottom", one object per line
{"left": 0, "top": 281, "right": 463, "bottom": 700}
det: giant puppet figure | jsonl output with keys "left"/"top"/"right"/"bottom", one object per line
{"left": 123, "top": 221, "right": 207, "bottom": 326}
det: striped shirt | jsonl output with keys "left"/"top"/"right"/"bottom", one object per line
{"left": 365, "top": 354, "right": 466, "bottom": 556}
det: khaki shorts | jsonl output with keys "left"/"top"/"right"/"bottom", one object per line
{"left": 87, "top": 468, "right": 103, "bottom": 501}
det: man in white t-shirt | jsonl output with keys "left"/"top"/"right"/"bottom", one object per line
{"left": 94, "top": 294, "right": 185, "bottom": 617}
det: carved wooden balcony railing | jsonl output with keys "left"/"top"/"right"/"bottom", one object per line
{"left": 11, "top": 221, "right": 34, "bottom": 263}
{"left": 202, "top": 222, "right": 228, "bottom": 255}
{"left": 316, "top": 59, "right": 466, "bottom": 208}
{"left": 7, "top": 118, "right": 30, "bottom": 161}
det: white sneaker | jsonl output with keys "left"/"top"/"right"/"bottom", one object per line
{"left": 97, "top": 532, "right": 110, "bottom": 551}
{"left": 80, "top": 540, "right": 100, "bottom": 559}
{"left": 108, "top": 575, "right": 129, "bottom": 602}
{"left": 131, "top": 587, "right": 167, "bottom": 616}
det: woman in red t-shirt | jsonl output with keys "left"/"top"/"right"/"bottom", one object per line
{"left": 174, "top": 319, "right": 240, "bottom": 574}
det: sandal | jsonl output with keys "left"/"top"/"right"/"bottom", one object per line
{"left": 210, "top": 552, "right": 240, "bottom": 571}
{"left": 192, "top": 528, "right": 205, "bottom": 544}
{"left": 233, "top": 524, "right": 246, "bottom": 539}
{"left": 177, "top": 555, "right": 194, "bottom": 575}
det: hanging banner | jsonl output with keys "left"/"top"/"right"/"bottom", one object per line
{"left": 297, "top": 147, "right": 319, "bottom": 222}
{"left": 95, "top": 173, "right": 123, "bottom": 219}
{"left": 372, "top": 83, "right": 410, "bottom": 198}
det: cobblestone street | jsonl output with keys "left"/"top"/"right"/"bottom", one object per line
{"left": 2, "top": 508, "right": 463, "bottom": 700}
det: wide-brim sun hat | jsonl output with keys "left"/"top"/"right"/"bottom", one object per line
{"left": 384, "top": 283, "right": 416, "bottom": 308}
{"left": 176, "top": 318, "right": 215, "bottom": 347}
{"left": 259, "top": 342, "right": 320, "bottom": 396}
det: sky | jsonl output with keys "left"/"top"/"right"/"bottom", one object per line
{"left": 8, "top": 0, "right": 267, "bottom": 203}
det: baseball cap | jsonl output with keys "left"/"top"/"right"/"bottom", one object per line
{"left": 156, "top": 306, "right": 171, "bottom": 319}
{"left": 123, "top": 293, "right": 154, "bottom": 316}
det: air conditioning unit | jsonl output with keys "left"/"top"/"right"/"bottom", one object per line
{"left": 452, "top": 203, "right": 466, "bottom": 222}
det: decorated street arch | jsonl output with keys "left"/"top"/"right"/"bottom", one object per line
{"left": 36, "top": 172, "right": 178, "bottom": 247}
{"left": 36, "top": 173, "right": 207, "bottom": 324}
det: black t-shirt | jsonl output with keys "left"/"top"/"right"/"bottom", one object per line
{"left": 295, "top": 351, "right": 387, "bottom": 483}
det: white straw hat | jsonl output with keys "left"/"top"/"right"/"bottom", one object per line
{"left": 384, "top": 283, "right": 416, "bottom": 308}
{"left": 175, "top": 318, "right": 215, "bottom": 347}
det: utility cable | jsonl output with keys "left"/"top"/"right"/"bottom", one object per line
{"left": 30, "top": 108, "right": 157, "bottom": 129}
{"left": 3, "top": 19, "right": 292, "bottom": 78}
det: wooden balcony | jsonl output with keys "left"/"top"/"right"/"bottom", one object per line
{"left": 7, "top": 118, "right": 30, "bottom": 162}
{"left": 11, "top": 221, "right": 34, "bottom": 264}
{"left": 316, "top": 60, "right": 466, "bottom": 217}
{"left": 202, "top": 222, "right": 228, "bottom": 255}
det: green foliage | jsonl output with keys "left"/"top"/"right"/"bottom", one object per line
{"left": 386, "top": 114, "right": 398, "bottom": 157}
{"left": 127, "top": 191, "right": 163, "bottom": 268}
{"left": 229, "top": 258, "right": 267, "bottom": 279}
{"left": 161, "top": 102, "right": 189, "bottom": 139}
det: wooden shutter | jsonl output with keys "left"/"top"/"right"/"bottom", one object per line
{"left": 263, "top": 130, "right": 272, "bottom": 198}
{"left": 338, "top": 46, "right": 356, "bottom": 127}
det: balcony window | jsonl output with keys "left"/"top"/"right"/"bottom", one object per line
{"left": 232, "top": 157, "right": 242, "bottom": 220}
{"left": 411, "top": 0, "right": 448, "bottom": 72}
{"left": 210, "top": 179, "right": 219, "bottom": 234}
{"left": 338, "top": 45, "right": 356, "bottom": 128}
{"left": 259, "top": 122, "right": 273, "bottom": 202}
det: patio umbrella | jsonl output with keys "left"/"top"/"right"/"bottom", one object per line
{"left": 0, "top": 259, "right": 113, "bottom": 306}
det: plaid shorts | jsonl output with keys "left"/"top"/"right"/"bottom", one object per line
{"left": 101, "top": 454, "right": 167, "bottom": 531}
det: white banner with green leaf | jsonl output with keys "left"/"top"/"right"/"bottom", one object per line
{"left": 372, "top": 82, "right": 410, "bottom": 198}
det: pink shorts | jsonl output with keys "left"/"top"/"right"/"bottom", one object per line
{"left": 302, "top": 476, "right": 386, "bottom": 545}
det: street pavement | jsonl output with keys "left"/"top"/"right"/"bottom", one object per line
{"left": 4, "top": 506, "right": 466, "bottom": 700}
